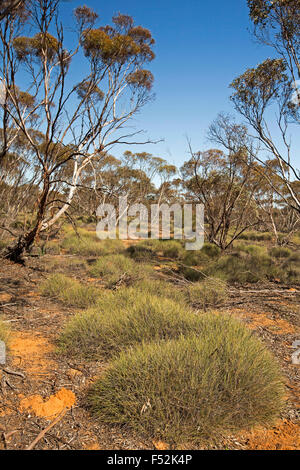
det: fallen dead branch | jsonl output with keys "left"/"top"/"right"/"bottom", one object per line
{"left": 26, "top": 408, "right": 67, "bottom": 450}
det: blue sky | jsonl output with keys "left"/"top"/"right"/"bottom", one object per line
{"left": 58, "top": 0, "right": 299, "bottom": 169}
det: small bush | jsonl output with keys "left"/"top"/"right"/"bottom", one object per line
{"left": 134, "top": 279, "right": 187, "bottom": 304}
{"left": 88, "top": 314, "right": 285, "bottom": 445}
{"left": 209, "top": 252, "right": 280, "bottom": 283}
{"left": 187, "top": 278, "right": 227, "bottom": 310}
{"left": 126, "top": 244, "right": 155, "bottom": 261}
{"left": 201, "top": 243, "right": 221, "bottom": 258}
{"left": 89, "top": 254, "right": 153, "bottom": 286}
{"left": 59, "top": 295, "right": 201, "bottom": 358}
{"left": 270, "top": 247, "right": 292, "bottom": 259}
{"left": 237, "top": 244, "right": 267, "bottom": 256}
{"left": 62, "top": 231, "right": 124, "bottom": 257}
{"left": 41, "top": 274, "right": 99, "bottom": 308}
{"left": 238, "top": 231, "right": 272, "bottom": 241}
{"left": 180, "top": 250, "right": 212, "bottom": 281}
{"left": 160, "top": 240, "right": 184, "bottom": 259}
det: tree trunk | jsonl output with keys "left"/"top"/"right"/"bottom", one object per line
{"left": 3, "top": 175, "right": 50, "bottom": 263}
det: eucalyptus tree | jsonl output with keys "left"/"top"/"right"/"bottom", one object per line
{"left": 230, "top": 0, "right": 300, "bottom": 213}
{"left": 0, "top": 0, "right": 156, "bottom": 261}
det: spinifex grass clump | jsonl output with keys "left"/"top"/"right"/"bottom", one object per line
{"left": 135, "top": 279, "right": 187, "bottom": 304}
{"left": 59, "top": 294, "right": 199, "bottom": 359}
{"left": 88, "top": 314, "right": 285, "bottom": 445}
{"left": 89, "top": 254, "right": 154, "bottom": 286}
{"left": 187, "top": 278, "right": 228, "bottom": 310}
{"left": 41, "top": 274, "right": 99, "bottom": 308}
{"left": 62, "top": 230, "right": 124, "bottom": 257}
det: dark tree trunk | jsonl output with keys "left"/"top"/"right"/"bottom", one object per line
{"left": 3, "top": 175, "right": 50, "bottom": 263}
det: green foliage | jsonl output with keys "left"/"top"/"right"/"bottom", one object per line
{"left": 238, "top": 230, "right": 272, "bottom": 241}
{"left": 209, "top": 251, "right": 279, "bottom": 283}
{"left": 201, "top": 243, "right": 221, "bottom": 258}
{"left": 89, "top": 254, "right": 153, "bottom": 286}
{"left": 187, "top": 278, "right": 228, "bottom": 310}
{"left": 270, "top": 247, "right": 292, "bottom": 259}
{"left": 41, "top": 274, "right": 99, "bottom": 308}
{"left": 160, "top": 240, "right": 184, "bottom": 259}
{"left": 126, "top": 244, "right": 155, "bottom": 261}
{"left": 62, "top": 230, "right": 124, "bottom": 257}
{"left": 134, "top": 279, "right": 187, "bottom": 304}
{"left": 88, "top": 314, "right": 285, "bottom": 444}
{"left": 59, "top": 294, "right": 200, "bottom": 359}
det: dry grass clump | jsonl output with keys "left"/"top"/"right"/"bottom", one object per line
{"left": 88, "top": 314, "right": 285, "bottom": 445}
{"left": 187, "top": 278, "right": 228, "bottom": 310}
{"left": 209, "top": 251, "right": 279, "bottom": 283}
{"left": 134, "top": 279, "right": 187, "bottom": 304}
{"left": 41, "top": 274, "right": 99, "bottom": 308}
{"left": 89, "top": 254, "right": 154, "bottom": 286}
{"left": 238, "top": 231, "right": 272, "bottom": 241}
{"left": 59, "top": 294, "right": 200, "bottom": 358}
{"left": 62, "top": 230, "right": 124, "bottom": 257}
{"left": 126, "top": 244, "right": 156, "bottom": 261}
{"left": 127, "top": 239, "right": 184, "bottom": 260}
{"left": 270, "top": 246, "right": 292, "bottom": 259}
{"left": 159, "top": 240, "right": 184, "bottom": 259}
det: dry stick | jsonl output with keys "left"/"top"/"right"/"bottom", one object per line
{"left": 26, "top": 408, "right": 67, "bottom": 451}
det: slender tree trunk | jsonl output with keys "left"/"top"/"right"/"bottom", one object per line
{"left": 3, "top": 175, "right": 50, "bottom": 263}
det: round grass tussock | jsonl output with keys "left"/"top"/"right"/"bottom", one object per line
{"left": 89, "top": 254, "right": 154, "bottom": 286}
{"left": 59, "top": 294, "right": 200, "bottom": 358}
{"left": 41, "top": 274, "right": 99, "bottom": 308}
{"left": 187, "top": 278, "right": 228, "bottom": 310}
{"left": 88, "top": 314, "right": 285, "bottom": 445}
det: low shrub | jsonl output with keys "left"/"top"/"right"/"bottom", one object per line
{"left": 160, "top": 240, "right": 184, "bottom": 259}
{"left": 88, "top": 314, "right": 285, "bottom": 445}
{"left": 62, "top": 231, "right": 124, "bottom": 257}
{"left": 201, "top": 243, "right": 221, "bottom": 258}
{"left": 134, "top": 279, "right": 187, "bottom": 304}
{"left": 180, "top": 251, "right": 211, "bottom": 282}
{"left": 59, "top": 295, "right": 201, "bottom": 358}
{"left": 187, "top": 278, "right": 228, "bottom": 309}
{"left": 41, "top": 274, "right": 99, "bottom": 308}
{"left": 89, "top": 254, "right": 153, "bottom": 286}
{"left": 238, "top": 231, "right": 272, "bottom": 241}
{"left": 126, "top": 244, "right": 155, "bottom": 261}
{"left": 206, "top": 249, "right": 283, "bottom": 283}
{"left": 270, "top": 247, "right": 292, "bottom": 259}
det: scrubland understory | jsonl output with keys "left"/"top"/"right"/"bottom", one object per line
{"left": 0, "top": 227, "right": 299, "bottom": 450}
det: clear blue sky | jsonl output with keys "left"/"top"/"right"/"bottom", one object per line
{"left": 58, "top": 0, "right": 299, "bottom": 169}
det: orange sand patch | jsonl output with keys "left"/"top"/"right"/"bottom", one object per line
{"left": 243, "top": 420, "right": 300, "bottom": 450}
{"left": 0, "top": 293, "right": 13, "bottom": 303}
{"left": 10, "top": 332, "right": 55, "bottom": 375}
{"left": 0, "top": 400, "right": 14, "bottom": 417}
{"left": 233, "top": 310, "right": 296, "bottom": 335}
{"left": 19, "top": 388, "right": 76, "bottom": 419}
{"left": 153, "top": 441, "right": 170, "bottom": 450}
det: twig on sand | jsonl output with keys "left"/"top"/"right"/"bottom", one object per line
{"left": 2, "top": 368, "right": 26, "bottom": 379}
{"left": 26, "top": 408, "right": 67, "bottom": 450}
